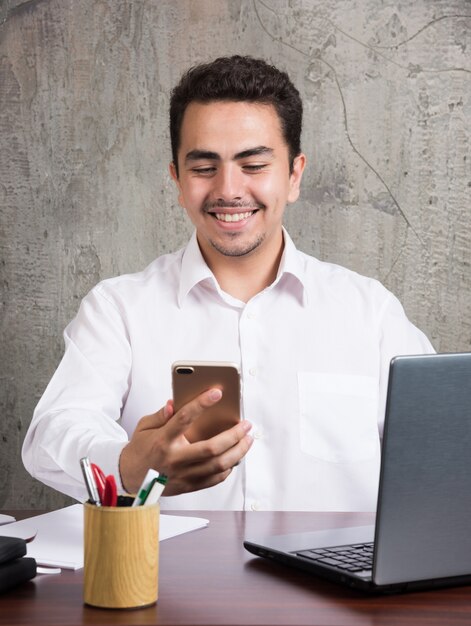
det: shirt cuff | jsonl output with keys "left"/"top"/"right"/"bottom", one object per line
{"left": 86, "top": 439, "right": 129, "bottom": 494}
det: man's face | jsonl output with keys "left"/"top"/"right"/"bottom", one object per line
{"left": 170, "top": 101, "right": 305, "bottom": 266}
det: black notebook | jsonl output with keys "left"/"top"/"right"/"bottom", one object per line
{"left": 0, "top": 536, "right": 36, "bottom": 593}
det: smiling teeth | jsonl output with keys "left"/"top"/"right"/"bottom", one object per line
{"left": 215, "top": 211, "right": 253, "bottom": 222}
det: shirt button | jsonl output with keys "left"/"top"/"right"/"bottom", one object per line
{"left": 249, "top": 367, "right": 257, "bottom": 377}
{"left": 251, "top": 502, "right": 261, "bottom": 511}
{"left": 253, "top": 430, "right": 263, "bottom": 440}
{"left": 247, "top": 311, "right": 256, "bottom": 320}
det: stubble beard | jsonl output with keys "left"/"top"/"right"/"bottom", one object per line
{"left": 208, "top": 232, "right": 265, "bottom": 257}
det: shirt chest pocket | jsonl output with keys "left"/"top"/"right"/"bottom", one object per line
{"left": 298, "top": 372, "right": 379, "bottom": 463}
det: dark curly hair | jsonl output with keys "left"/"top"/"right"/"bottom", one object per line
{"left": 170, "top": 55, "right": 303, "bottom": 175}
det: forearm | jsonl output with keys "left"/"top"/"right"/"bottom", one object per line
{"left": 22, "top": 408, "right": 129, "bottom": 500}
{"left": 22, "top": 287, "right": 135, "bottom": 499}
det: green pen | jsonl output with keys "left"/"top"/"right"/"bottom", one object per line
{"left": 132, "top": 469, "right": 164, "bottom": 507}
{"left": 141, "top": 475, "right": 167, "bottom": 506}
{"left": 138, "top": 475, "right": 168, "bottom": 506}
{"left": 137, "top": 477, "right": 158, "bottom": 503}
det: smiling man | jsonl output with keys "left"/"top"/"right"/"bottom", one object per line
{"left": 22, "top": 56, "right": 434, "bottom": 511}
{"left": 170, "top": 99, "right": 305, "bottom": 302}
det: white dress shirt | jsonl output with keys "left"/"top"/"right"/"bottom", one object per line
{"left": 22, "top": 229, "right": 434, "bottom": 511}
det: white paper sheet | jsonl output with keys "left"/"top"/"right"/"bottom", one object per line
{"left": 0, "top": 505, "right": 208, "bottom": 569}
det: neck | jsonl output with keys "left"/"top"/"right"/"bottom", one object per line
{"left": 199, "top": 233, "right": 285, "bottom": 303}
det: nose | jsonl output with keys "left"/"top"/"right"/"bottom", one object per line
{"left": 212, "top": 164, "right": 245, "bottom": 202}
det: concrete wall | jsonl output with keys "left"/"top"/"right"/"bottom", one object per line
{"left": 1, "top": 0, "right": 469, "bottom": 509}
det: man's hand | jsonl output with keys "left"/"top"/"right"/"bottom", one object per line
{"left": 119, "top": 388, "right": 253, "bottom": 495}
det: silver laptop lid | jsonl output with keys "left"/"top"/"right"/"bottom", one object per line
{"left": 373, "top": 353, "right": 471, "bottom": 585}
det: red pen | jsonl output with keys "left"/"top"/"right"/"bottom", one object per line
{"left": 91, "top": 463, "right": 118, "bottom": 507}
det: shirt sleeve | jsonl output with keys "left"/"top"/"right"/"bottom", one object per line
{"left": 22, "top": 285, "right": 133, "bottom": 500}
{"left": 377, "top": 292, "right": 436, "bottom": 435}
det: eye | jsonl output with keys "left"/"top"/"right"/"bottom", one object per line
{"left": 191, "top": 166, "right": 217, "bottom": 176}
{"left": 242, "top": 163, "right": 267, "bottom": 172}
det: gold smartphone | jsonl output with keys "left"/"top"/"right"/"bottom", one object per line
{"left": 172, "top": 361, "right": 241, "bottom": 443}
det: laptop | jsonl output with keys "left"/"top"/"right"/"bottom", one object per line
{"left": 244, "top": 352, "right": 471, "bottom": 593}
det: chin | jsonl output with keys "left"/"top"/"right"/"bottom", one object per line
{"left": 210, "top": 235, "right": 264, "bottom": 258}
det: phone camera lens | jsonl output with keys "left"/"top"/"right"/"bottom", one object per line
{"left": 176, "top": 367, "right": 194, "bottom": 375}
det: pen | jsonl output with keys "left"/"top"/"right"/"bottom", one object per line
{"left": 141, "top": 475, "right": 167, "bottom": 506}
{"left": 132, "top": 469, "right": 163, "bottom": 507}
{"left": 80, "top": 457, "right": 102, "bottom": 506}
{"left": 91, "top": 463, "right": 118, "bottom": 507}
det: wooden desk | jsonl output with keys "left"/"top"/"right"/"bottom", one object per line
{"left": 1, "top": 510, "right": 470, "bottom": 625}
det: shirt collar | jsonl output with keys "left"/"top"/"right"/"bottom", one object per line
{"left": 178, "top": 231, "right": 215, "bottom": 307}
{"left": 178, "top": 228, "right": 308, "bottom": 307}
{"left": 274, "top": 227, "right": 308, "bottom": 306}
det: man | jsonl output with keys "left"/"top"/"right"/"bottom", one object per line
{"left": 22, "top": 56, "right": 433, "bottom": 511}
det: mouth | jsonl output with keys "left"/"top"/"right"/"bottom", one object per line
{"left": 212, "top": 210, "right": 257, "bottom": 223}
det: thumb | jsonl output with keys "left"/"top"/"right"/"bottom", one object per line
{"left": 164, "top": 387, "right": 222, "bottom": 440}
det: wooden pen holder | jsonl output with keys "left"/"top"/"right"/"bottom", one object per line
{"left": 83, "top": 501, "right": 159, "bottom": 609}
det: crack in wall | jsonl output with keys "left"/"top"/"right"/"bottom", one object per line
{"left": 323, "top": 15, "right": 471, "bottom": 74}
{"left": 321, "top": 56, "right": 426, "bottom": 249}
{"left": 371, "top": 13, "right": 471, "bottom": 50}
{"left": 253, "top": 0, "right": 428, "bottom": 253}
{"left": 380, "top": 229, "right": 409, "bottom": 284}
{"left": 257, "top": 0, "right": 470, "bottom": 74}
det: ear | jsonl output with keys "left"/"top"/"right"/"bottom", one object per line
{"left": 169, "top": 162, "right": 185, "bottom": 208}
{"left": 287, "top": 153, "right": 306, "bottom": 204}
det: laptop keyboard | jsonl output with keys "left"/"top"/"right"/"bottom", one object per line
{"left": 297, "top": 542, "right": 374, "bottom": 573}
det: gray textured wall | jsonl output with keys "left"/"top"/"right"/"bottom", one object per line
{"left": 1, "top": 0, "right": 470, "bottom": 510}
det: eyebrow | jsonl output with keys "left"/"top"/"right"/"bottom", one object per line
{"left": 234, "top": 146, "right": 274, "bottom": 160}
{"left": 184, "top": 146, "right": 274, "bottom": 163}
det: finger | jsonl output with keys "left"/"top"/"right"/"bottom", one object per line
{"left": 137, "top": 400, "right": 174, "bottom": 431}
{"left": 170, "top": 420, "right": 253, "bottom": 470}
{"left": 161, "top": 429, "right": 253, "bottom": 496}
{"left": 163, "top": 388, "right": 223, "bottom": 440}
{"left": 208, "top": 429, "right": 253, "bottom": 470}
{"left": 179, "top": 419, "right": 252, "bottom": 464}
{"left": 167, "top": 432, "right": 253, "bottom": 494}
